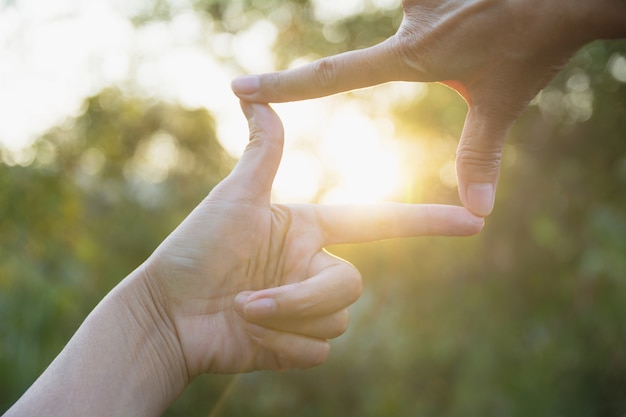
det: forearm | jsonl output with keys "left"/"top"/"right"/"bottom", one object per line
{"left": 4, "top": 267, "right": 188, "bottom": 417}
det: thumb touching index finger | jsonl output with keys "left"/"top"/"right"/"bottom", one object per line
{"left": 231, "top": 40, "right": 402, "bottom": 103}
{"left": 216, "top": 102, "right": 284, "bottom": 202}
{"left": 456, "top": 104, "right": 516, "bottom": 217}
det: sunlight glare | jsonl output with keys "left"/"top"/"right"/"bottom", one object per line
{"left": 312, "top": 0, "right": 364, "bottom": 23}
{"left": 319, "top": 106, "right": 403, "bottom": 203}
{"left": 270, "top": 100, "right": 406, "bottom": 204}
{"left": 232, "top": 20, "right": 277, "bottom": 73}
{"left": 1, "top": 0, "right": 413, "bottom": 207}
{"left": 273, "top": 150, "right": 324, "bottom": 202}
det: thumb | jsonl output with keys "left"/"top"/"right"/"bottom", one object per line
{"left": 456, "top": 105, "right": 515, "bottom": 216}
{"left": 218, "top": 101, "right": 284, "bottom": 202}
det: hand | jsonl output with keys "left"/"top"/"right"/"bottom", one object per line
{"left": 231, "top": 0, "right": 626, "bottom": 216}
{"left": 3, "top": 102, "right": 483, "bottom": 417}
{"left": 143, "top": 101, "right": 484, "bottom": 378}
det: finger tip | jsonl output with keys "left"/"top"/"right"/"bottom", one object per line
{"left": 469, "top": 205, "right": 493, "bottom": 218}
{"left": 450, "top": 207, "right": 485, "bottom": 236}
{"left": 462, "top": 183, "right": 496, "bottom": 217}
{"left": 231, "top": 75, "right": 260, "bottom": 95}
{"left": 234, "top": 291, "right": 253, "bottom": 314}
{"left": 240, "top": 102, "right": 284, "bottom": 139}
{"left": 468, "top": 213, "right": 486, "bottom": 235}
{"left": 244, "top": 298, "right": 277, "bottom": 321}
{"left": 254, "top": 105, "right": 285, "bottom": 141}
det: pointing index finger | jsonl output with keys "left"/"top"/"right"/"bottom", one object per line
{"left": 314, "top": 204, "right": 484, "bottom": 245}
{"left": 231, "top": 40, "right": 401, "bottom": 103}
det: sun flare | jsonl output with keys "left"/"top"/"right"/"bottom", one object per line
{"left": 272, "top": 99, "right": 407, "bottom": 204}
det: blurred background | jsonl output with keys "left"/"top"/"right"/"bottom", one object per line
{"left": 1, "top": 0, "right": 625, "bottom": 415}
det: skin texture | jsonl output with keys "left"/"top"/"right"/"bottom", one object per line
{"left": 5, "top": 102, "right": 483, "bottom": 417}
{"left": 231, "top": 0, "right": 626, "bottom": 217}
{"left": 144, "top": 102, "right": 484, "bottom": 378}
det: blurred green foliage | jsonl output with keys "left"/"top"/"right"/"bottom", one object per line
{"left": 2, "top": 2, "right": 626, "bottom": 416}
{"left": 0, "top": 88, "right": 234, "bottom": 411}
{"left": 195, "top": 0, "right": 400, "bottom": 68}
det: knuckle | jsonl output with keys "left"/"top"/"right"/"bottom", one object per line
{"left": 331, "top": 309, "right": 350, "bottom": 338}
{"left": 345, "top": 267, "right": 364, "bottom": 303}
{"left": 307, "top": 343, "right": 331, "bottom": 368}
{"left": 392, "top": 21, "right": 436, "bottom": 80}
{"left": 313, "top": 57, "right": 338, "bottom": 90}
{"left": 245, "top": 130, "right": 264, "bottom": 147}
{"left": 394, "top": 31, "right": 420, "bottom": 60}
{"left": 264, "top": 73, "right": 286, "bottom": 102}
{"left": 288, "top": 341, "right": 330, "bottom": 370}
{"left": 456, "top": 142, "right": 503, "bottom": 174}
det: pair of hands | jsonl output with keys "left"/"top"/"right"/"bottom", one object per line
{"left": 8, "top": 2, "right": 626, "bottom": 415}
{"left": 10, "top": 102, "right": 477, "bottom": 415}
{"left": 145, "top": 0, "right": 626, "bottom": 380}
{"left": 232, "top": 0, "right": 623, "bottom": 216}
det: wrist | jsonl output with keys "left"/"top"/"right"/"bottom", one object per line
{"left": 117, "top": 265, "right": 190, "bottom": 404}
{"left": 5, "top": 267, "right": 189, "bottom": 417}
{"left": 78, "top": 267, "right": 191, "bottom": 415}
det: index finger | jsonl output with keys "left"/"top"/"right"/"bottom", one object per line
{"left": 236, "top": 254, "right": 362, "bottom": 321}
{"left": 314, "top": 203, "right": 484, "bottom": 245}
{"left": 231, "top": 40, "right": 401, "bottom": 103}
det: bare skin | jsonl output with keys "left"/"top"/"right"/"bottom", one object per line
{"left": 231, "top": 0, "right": 626, "bottom": 216}
{"left": 4, "top": 103, "right": 483, "bottom": 417}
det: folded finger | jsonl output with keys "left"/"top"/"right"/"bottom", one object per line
{"left": 234, "top": 254, "right": 362, "bottom": 321}
{"left": 244, "top": 308, "right": 350, "bottom": 340}
{"left": 246, "top": 323, "right": 330, "bottom": 370}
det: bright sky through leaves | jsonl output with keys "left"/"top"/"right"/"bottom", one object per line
{"left": 0, "top": 0, "right": 420, "bottom": 204}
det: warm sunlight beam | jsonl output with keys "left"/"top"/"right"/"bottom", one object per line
{"left": 271, "top": 100, "right": 407, "bottom": 204}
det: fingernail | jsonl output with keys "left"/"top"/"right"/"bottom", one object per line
{"left": 245, "top": 298, "right": 276, "bottom": 320}
{"left": 234, "top": 292, "right": 252, "bottom": 315}
{"left": 232, "top": 75, "right": 260, "bottom": 95}
{"left": 466, "top": 183, "right": 495, "bottom": 216}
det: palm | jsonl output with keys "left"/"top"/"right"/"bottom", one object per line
{"left": 141, "top": 102, "right": 346, "bottom": 379}
{"left": 143, "top": 102, "right": 482, "bottom": 379}
{"left": 155, "top": 198, "right": 336, "bottom": 376}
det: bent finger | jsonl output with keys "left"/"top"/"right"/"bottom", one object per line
{"left": 246, "top": 323, "right": 331, "bottom": 370}
{"left": 235, "top": 255, "right": 362, "bottom": 321}
{"left": 456, "top": 105, "right": 516, "bottom": 217}
{"left": 214, "top": 102, "right": 284, "bottom": 202}
{"left": 243, "top": 308, "right": 350, "bottom": 340}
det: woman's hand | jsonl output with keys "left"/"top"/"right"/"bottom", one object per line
{"left": 142, "top": 102, "right": 484, "bottom": 379}
{"left": 231, "top": 0, "right": 626, "bottom": 216}
{"left": 4, "top": 102, "right": 483, "bottom": 417}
